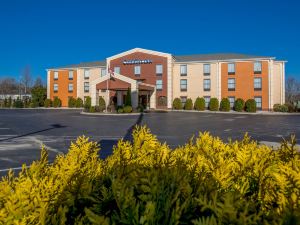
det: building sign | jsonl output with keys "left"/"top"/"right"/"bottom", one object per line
{"left": 123, "top": 59, "right": 152, "bottom": 65}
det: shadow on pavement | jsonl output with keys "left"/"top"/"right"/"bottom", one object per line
{"left": 98, "top": 113, "right": 144, "bottom": 159}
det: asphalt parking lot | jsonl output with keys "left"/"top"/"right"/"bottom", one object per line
{"left": 0, "top": 109, "right": 299, "bottom": 176}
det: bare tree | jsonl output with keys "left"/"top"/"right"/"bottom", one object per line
{"left": 33, "top": 76, "right": 44, "bottom": 88}
{"left": 285, "top": 77, "right": 300, "bottom": 103}
{"left": 20, "top": 66, "right": 32, "bottom": 95}
{"left": 0, "top": 77, "right": 18, "bottom": 96}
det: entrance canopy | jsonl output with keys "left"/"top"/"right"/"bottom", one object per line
{"left": 96, "top": 77, "right": 154, "bottom": 91}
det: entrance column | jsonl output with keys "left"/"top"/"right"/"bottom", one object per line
{"left": 131, "top": 81, "right": 138, "bottom": 108}
{"left": 117, "top": 91, "right": 123, "bottom": 106}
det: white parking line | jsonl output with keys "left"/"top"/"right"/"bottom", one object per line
{"left": 0, "top": 166, "right": 29, "bottom": 172}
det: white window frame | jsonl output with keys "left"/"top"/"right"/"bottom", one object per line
{"left": 254, "top": 61, "right": 262, "bottom": 73}
{"left": 228, "top": 63, "right": 235, "bottom": 74}
{"left": 203, "top": 79, "right": 211, "bottom": 91}
{"left": 53, "top": 83, "right": 58, "bottom": 92}
{"left": 68, "top": 71, "right": 73, "bottom": 80}
{"left": 180, "top": 79, "right": 187, "bottom": 91}
{"left": 203, "top": 64, "right": 210, "bottom": 75}
{"left": 228, "top": 96, "right": 235, "bottom": 108}
{"left": 114, "top": 67, "right": 120, "bottom": 74}
{"left": 68, "top": 83, "right": 73, "bottom": 92}
{"left": 134, "top": 65, "right": 141, "bottom": 75}
{"left": 180, "top": 96, "right": 187, "bottom": 107}
{"left": 101, "top": 68, "right": 106, "bottom": 77}
{"left": 84, "top": 82, "right": 89, "bottom": 93}
{"left": 84, "top": 69, "right": 90, "bottom": 79}
{"left": 156, "top": 80, "right": 163, "bottom": 90}
{"left": 54, "top": 71, "right": 58, "bottom": 80}
{"left": 254, "top": 77, "right": 262, "bottom": 90}
{"left": 254, "top": 97, "right": 262, "bottom": 109}
{"left": 180, "top": 65, "right": 187, "bottom": 76}
{"left": 204, "top": 96, "right": 210, "bottom": 108}
{"left": 156, "top": 64, "right": 163, "bottom": 75}
{"left": 228, "top": 78, "right": 236, "bottom": 90}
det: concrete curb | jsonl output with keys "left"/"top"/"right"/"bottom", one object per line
{"left": 0, "top": 107, "right": 82, "bottom": 110}
{"left": 166, "top": 110, "right": 300, "bottom": 116}
{"left": 80, "top": 111, "right": 142, "bottom": 116}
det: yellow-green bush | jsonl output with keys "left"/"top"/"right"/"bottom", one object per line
{"left": 0, "top": 127, "right": 300, "bottom": 224}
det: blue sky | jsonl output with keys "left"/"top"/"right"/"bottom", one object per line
{"left": 0, "top": 0, "right": 299, "bottom": 81}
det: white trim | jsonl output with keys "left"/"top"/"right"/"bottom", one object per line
{"left": 173, "top": 58, "right": 274, "bottom": 64}
{"left": 282, "top": 62, "right": 285, "bottom": 104}
{"left": 47, "top": 71, "right": 50, "bottom": 99}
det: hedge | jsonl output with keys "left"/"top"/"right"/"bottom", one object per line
{"left": 194, "top": 97, "right": 205, "bottom": 111}
{"left": 68, "top": 97, "right": 77, "bottom": 108}
{"left": 273, "top": 104, "right": 288, "bottom": 112}
{"left": 220, "top": 98, "right": 230, "bottom": 111}
{"left": 75, "top": 98, "right": 83, "bottom": 108}
{"left": 84, "top": 96, "right": 91, "bottom": 110}
{"left": 0, "top": 126, "right": 299, "bottom": 224}
{"left": 98, "top": 96, "right": 106, "bottom": 112}
{"left": 234, "top": 98, "right": 245, "bottom": 112}
{"left": 44, "top": 99, "right": 52, "bottom": 108}
{"left": 53, "top": 97, "right": 62, "bottom": 108}
{"left": 184, "top": 98, "right": 193, "bottom": 110}
{"left": 123, "top": 105, "right": 133, "bottom": 113}
{"left": 209, "top": 98, "right": 219, "bottom": 111}
{"left": 245, "top": 99, "right": 257, "bottom": 112}
{"left": 172, "top": 98, "right": 183, "bottom": 110}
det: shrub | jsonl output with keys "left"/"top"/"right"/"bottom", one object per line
{"left": 234, "top": 98, "right": 245, "bottom": 112}
{"left": 273, "top": 104, "right": 288, "bottom": 112}
{"left": 172, "top": 98, "right": 182, "bottom": 110}
{"left": 53, "top": 97, "right": 62, "bottom": 108}
{"left": 209, "top": 98, "right": 219, "bottom": 111}
{"left": 0, "top": 126, "right": 299, "bottom": 224}
{"left": 89, "top": 106, "right": 96, "bottom": 113}
{"left": 13, "top": 98, "right": 24, "bottom": 108}
{"left": 75, "top": 98, "right": 83, "bottom": 108}
{"left": 125, "top": 88, "right": 132, "bottom": 106}
{"left": 184, "top": 98, "right": 193, "bottom": 110}
{"left": 31, "top": 86, "right": 46, "bottom": 107}
{"left": 98, "top": 96, "right": 106, "bottom": 112}
{"left": 84, "top": 96, "right": 91, "bottom": 110}
{"left": 194, "top": 97, "right": 205, "bottom": 111}
{"left": 284, "top": 102, "right": 296, "bottom": 112}
{"left": 44, "top": 99, "right": 52, "bottom": 108}
{"left": 68, "top": 97, "right": 76, "bottom": 108}
{"left": 157, "top": 96, "right": 167, "bottom": 107}
{"left": 245, "top": 99, "right": 257, "bottom": 112}
{"left": 29, "top": 102, "right": 37, "bottom": 108}
{"left": 220, "top": 98, "right": 230, "bottom": 111}
{"left": 123, "top": 105, "right": 132, "bottom": 113}
{"left": 117, "top": 107, "right": 124, "bottom": 113}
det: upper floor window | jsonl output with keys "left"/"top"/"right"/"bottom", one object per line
{"left": 101, "top": 68, "right": 106, "bottom": 77}
{"left": 180, "top": 65, "right": 187, "bottom": 76}
{"left": 84, "top": 69, "right": 90, "bottom": 79}
{"left": 114, "top": 67, "right": 120, "bottom": 74}
{"left": 254, "top": 61, "right": 262, "bottom": 74}
{"left": 228, "top": 78, "right": 236, "bottom": 91}
{"left": 68, "top": 83, "right": 73, "bottom": 92}
{"left": 156, "top": 80, "right": 163, "bottom": 90}
{"left": 254, "top": 96, "right": 262, "bottom": 109}
{"left": 53, "top": 83, "right": 58, "bottom": 92}
{"left": 203, "top": 64, "right": 211, "bottom": 75}
{"left": 180, "top": 79, "right": 187, "bottom": 91}
{"left": 203, "top": 79, "right": 211, "bottom": 91}
{"left": 156, "top": 64, "right": 163, "bottom": 75}
{"left": 204, "top": 96, "right": 210, "bottom": 108}
{"left": 228, "top": 63, "right": 235, "bottom": 75}
{"left": 54, "top": 71, "right": 58, "bottom": 80}
{"left": 84, "top": 82, "right": 89, "bottom": 93}
{"left": 134, "top": 65, "right": 141, "bottom": 76}
{"left": 228, "top": 96, "right": 235, "bottom": 108}
{"left": 254, "top": 77, "right": 262, "bottom": 90}
{"left": 68, "top": 71, "right": 73, "bottom": 80}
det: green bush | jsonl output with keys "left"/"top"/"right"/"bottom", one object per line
{"left": 125, "top": 88, "right": 132, "bottom": 106}
{"left": 245, "top": 99, "right": 257, "bottom": 112}
{"left": 13, "top": 98, "right": 24, "bottom": 108}
{"left": 29, "top": 102, "right": 37, "bottom": 108}
{"left": 234, "top": 98, "right": 245, "bottom": 112}
{"left": 53, "top": 97, "right": 62, "bottom": 108}
{"left": 194, "top": 97, "right": 205, "bottom": 111}
{"left": 209, "top": 98, "right": 219, "bottom": 111}
{"left": 284, "top": 103, "right": 296, "bottom": 112}
{"left": 123, "top": 105, "right": 133, "bottom": 113}
{"left": 68, "top": 97, "right": 76, "bottom": 108}
{"left": 44, "top": 99, "right": 52, "bottom": 108}
{"left": 273, "top": 104, "right": 288, "bottom": 112}
{"left": 184, "top": 98, "right": 193, "bottom": 110}
{"left": 98, "top": 96, "right": 106, "bottom": 112}
{"left": 0, "top": 126, "right": 299, "bottom": 224}
{"left": 84, "top": 96, "right": 91, "bottom": 110}
{"left": 75, "top": 98, "right": 83, "bottom": 108}
{"left": 172, "top": 98, "right": 183, "bottom": 110}
{"left": 117, "top": 107, "right": 124, "bottom": 113}
{"left": 31, "top": 86, "right": 46, "bottom": 107}
{"left": 89, "top": 106, "right": 96, "bottom": 113}
{"left": 220, "top": 98, "right": 230, "bottom": 111}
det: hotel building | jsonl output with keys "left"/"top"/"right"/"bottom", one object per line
{"left": 47, "top": 48, "right": 286, "bottom": 110}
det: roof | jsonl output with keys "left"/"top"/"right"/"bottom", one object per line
{"left": 173, "top": 53, "right": 274, "bottom": 62}
{"left": 51, "top": 60, "right": 106, "bottom": 69}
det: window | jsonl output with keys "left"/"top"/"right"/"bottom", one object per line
{"left": 180, "top": 96, "right": 187, "bottom": 107}
{"left": 84, "top": 82, "right": 89, "bottom": 93}
{"left": 180, "top": 65, "right": 187, "bottom": 76}
{"left": 68, "top": 71, "right": 73, "bottom": 80}
{"left": 204, "top": 96, "right": 210, "bottom": 108}
{"left": 203, "top": 64, "right": 210, "bottom": 75}
{"left": 156, "top": 64, "right": 163, "bottom": 75}
{"left": 84, "top": 69, "right": 90, "bottom": 79}
{"left": 134, "top": 65, "right": 141, "bottom": 76}
{"left": 68, "top": 83, "right": 73, "bottom": 92}
{"left": 156, "top": 80, "right": 163, "bottom": 90}
{"left": 53, "top": 83, "right": 58, "bottom": 92}
{"left": 254, "top": 61, "right": 262, "bottom": 74}
{"left": 114, "top": 67, "right": 120, "bottom": 74}
{"left": 228, "top": 63, "right": 235, "bottom": 74}
{"left": 203, "top": 79, "right": 211, "bottom": 91}
{"left": 228, "top": 78, "right": 235, "bottom": 91}
{"left": 254, "top": 77, "right": 262, "bottom": 90}
{"left": 101, "top": 68, "right": 106, "bottom": 77}
{"left": 228, "top": 96, "right": 235, "bottom": 108}
{"left": 180, "top": 79, "right": 187, "bottom": 91}
{"left": 54, "top": 71, "right": 58, "bottom": 80}
{"left": 254, "top": 96, "right": 262, "bottom": 109}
